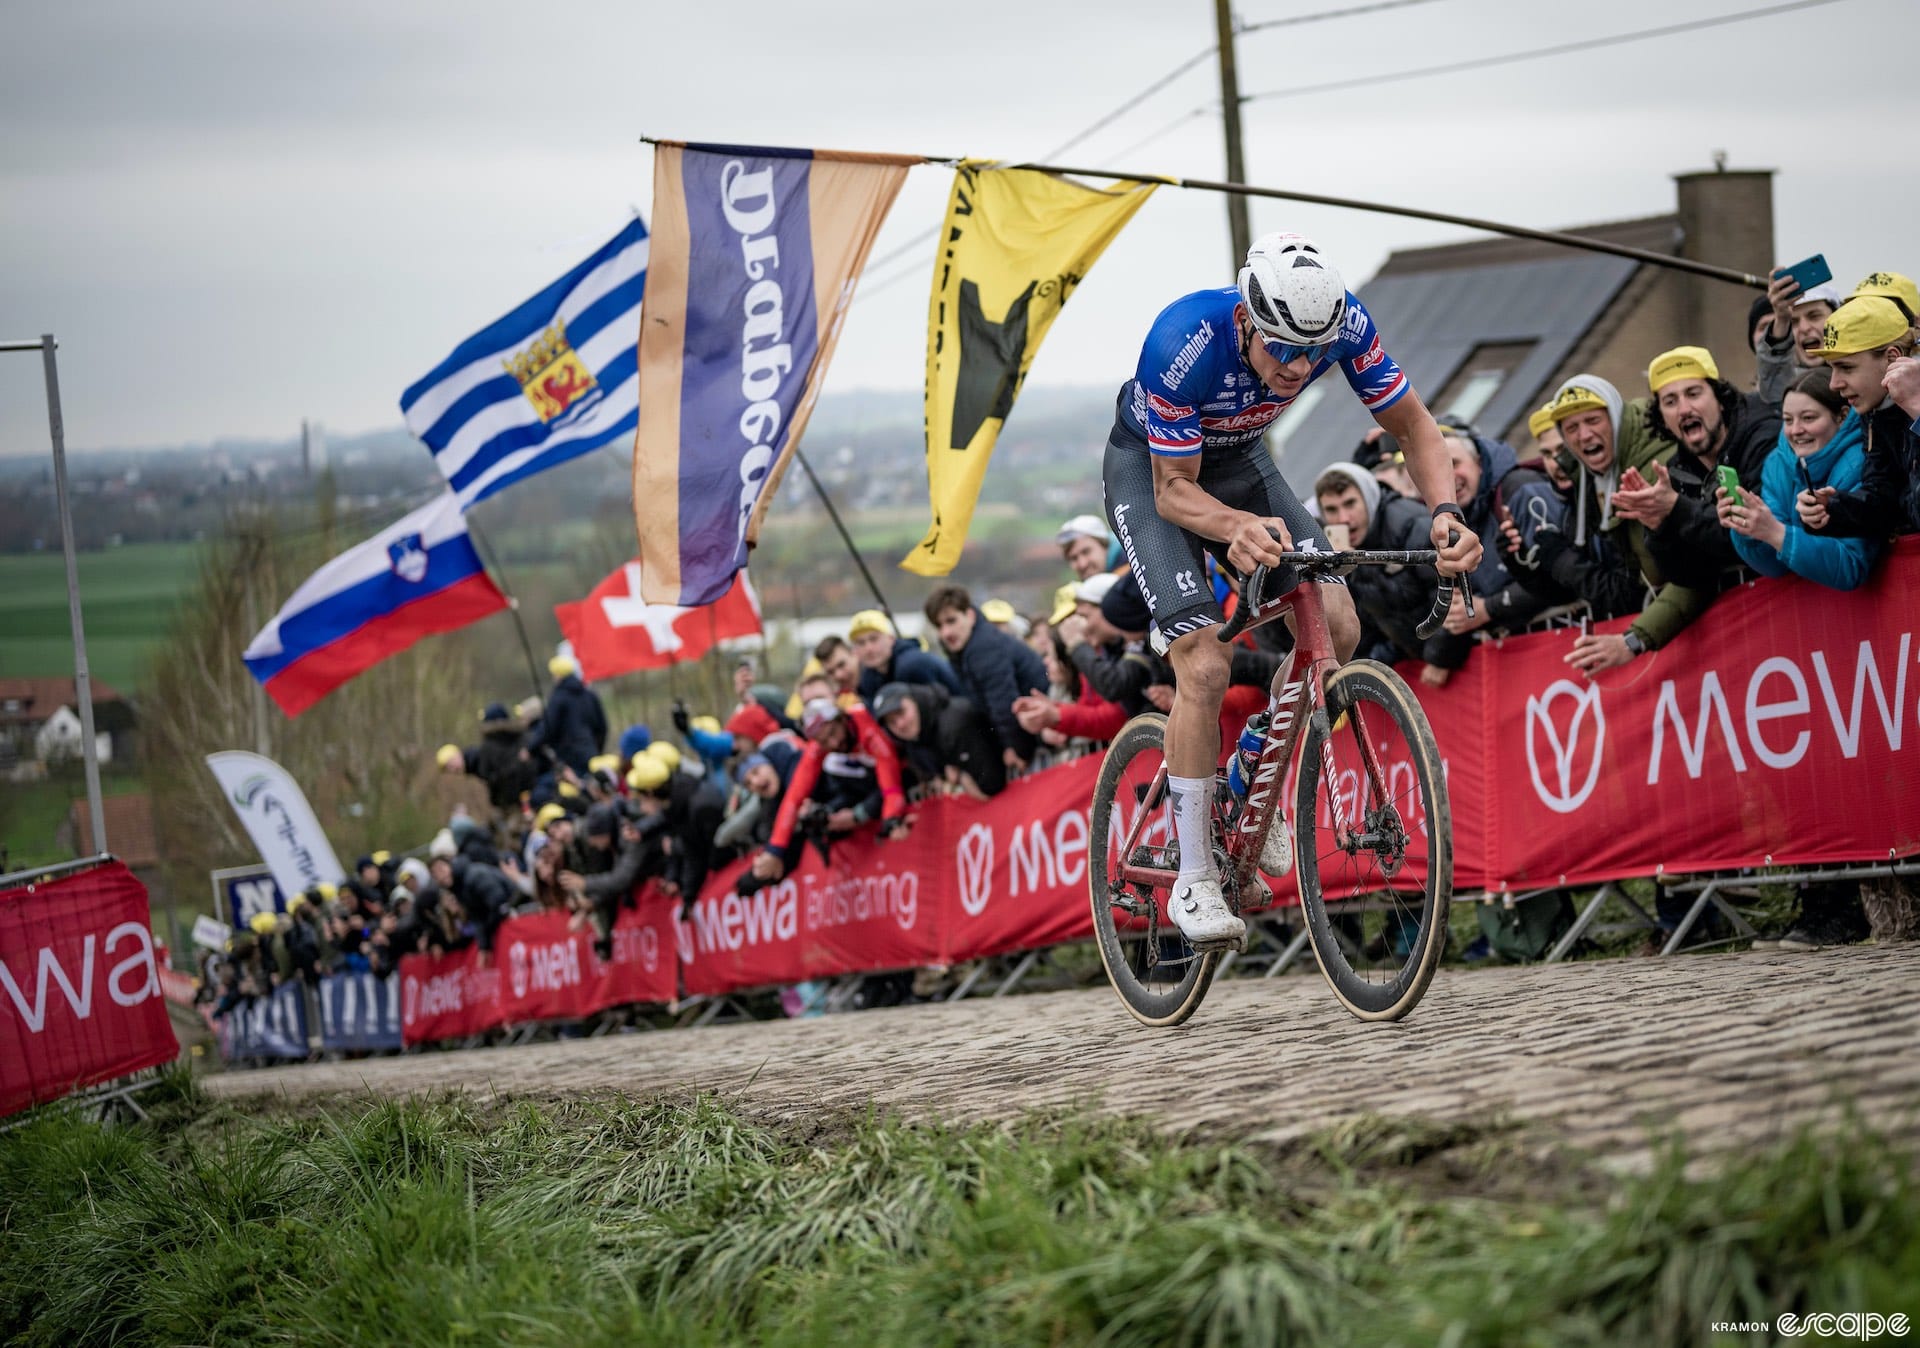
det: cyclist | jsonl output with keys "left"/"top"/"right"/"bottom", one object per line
{"left": 1102, "top": 231, "right": 1481, "bottom": 949}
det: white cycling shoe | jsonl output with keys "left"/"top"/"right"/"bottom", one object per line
{"left": 1167, "top": 875, "right": 1246, "bottom": 950}
{"left": 1258, "top": 820, "right": 1294, "bottom": 878}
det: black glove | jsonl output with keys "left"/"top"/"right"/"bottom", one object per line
{"left": 671, "top": 699, "right": 691, "bottom": 737}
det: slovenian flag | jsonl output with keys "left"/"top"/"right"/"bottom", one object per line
{"left": 402, "top": 218, "right": 647, "bottom": 509}
{"left": 243, "top": 493, "right": 507, "bottom": 716}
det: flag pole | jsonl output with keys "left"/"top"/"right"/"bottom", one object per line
{"left": 465, "top": 517, "right": 547, "bottom": 705}
{"left": 792, "top": 446, "right": 896, "bottom": 632}
{"left": 639, "top": 137, "right": 1768, "bottom": 288}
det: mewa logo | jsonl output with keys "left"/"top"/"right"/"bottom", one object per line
{"left": 1525, "top": 679, "right": 1606, "bottom": 814}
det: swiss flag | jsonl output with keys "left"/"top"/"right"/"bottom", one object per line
{"left": 554, "top": 560, "right": 760, "bottom": 680}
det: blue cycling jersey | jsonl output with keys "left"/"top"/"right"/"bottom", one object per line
{"left": 1118, "top": 287, "right": 1409, "bottom": 456}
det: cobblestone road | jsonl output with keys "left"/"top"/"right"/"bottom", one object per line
{"left": 205, "top": 945, "right": 1920, "bottom": 1169}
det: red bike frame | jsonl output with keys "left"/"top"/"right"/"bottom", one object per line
{"left": 1109, "top": 580, "right": 1389, "bottom": 906}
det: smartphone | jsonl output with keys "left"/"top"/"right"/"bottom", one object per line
{"left": 1795, "top": 458, "right": 1813, "bottom": 496}
{"left": 1323, "top": 523, "right": 1351, "bottom": 551}
{"left": 1715, "top": 464, "right": 1742, "bottom": 504}
{"left": 1773, "top": 253, "right": 1833, "bottom": 294}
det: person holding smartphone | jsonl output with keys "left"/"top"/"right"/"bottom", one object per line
{"left": 1797, "top": 297, "right": 1920, "bottom": 540}
{"left": 1756, "top": 255, "right": 1842, "bottom": 407}
{"left": 1720, "top": 368, "right": 1880, "bottom": 589}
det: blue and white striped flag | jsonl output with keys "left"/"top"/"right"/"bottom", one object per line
{"left": 402, "top": 218, "right": 647, "bottom": 509}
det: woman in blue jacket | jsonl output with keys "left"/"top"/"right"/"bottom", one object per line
{"left": 1720, "top": 369, "right": 1880, "bottom": 589}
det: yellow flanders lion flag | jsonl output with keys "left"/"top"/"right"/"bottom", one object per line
{"left": 902, "top": 162, "right": 1157, "bottom": 576}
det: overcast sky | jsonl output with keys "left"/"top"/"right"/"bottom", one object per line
{"left": 2, "top": 0, "right": 1915, "bottom": 456}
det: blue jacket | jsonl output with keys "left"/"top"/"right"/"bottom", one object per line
{"left": 855, "top": 637, "right": 964, "bottom": 703}
{"left": 1731, "top": 412, "right": 1880, "bottom": 591}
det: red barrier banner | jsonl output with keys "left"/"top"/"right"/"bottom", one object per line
{"left": 1483, "top": 540, "right": 1920, "bottom": 887}
{"left": 0, "top": 860, "right": 179, "bottom": 1118}
{"left": 400, "top": 899, "right": 678, "bottom": 1044}
{"left": 495, "top": 899, "right": 677, "bottom": 1023}
{"left": 399, "top": 945, "right": 501, "bottom": 1045}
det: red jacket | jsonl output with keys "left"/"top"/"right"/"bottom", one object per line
{"left": 766, "top": 704, "right": 906, "bottom": 859}
{"left": 1053, "top": 681, "right": 1128, "bottom": 742}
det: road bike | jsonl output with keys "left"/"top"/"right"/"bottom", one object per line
{"left": 1089, "top": 544, "right": 1463, "bottom": 1027}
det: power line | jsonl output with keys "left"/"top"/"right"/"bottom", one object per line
{"left": 1243, "top": 0, "right": 1856, "bottom": 102}
{"left": 851, "top": 0, "right": 1452, "bottom": 300}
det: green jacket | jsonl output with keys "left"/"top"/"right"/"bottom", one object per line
{"left": 1574, "top": 397, "right": 1701, "bottom": 650}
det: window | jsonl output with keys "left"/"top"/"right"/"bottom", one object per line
{"left": 1434, "top": 341, "right": 1536, "bottom": 426}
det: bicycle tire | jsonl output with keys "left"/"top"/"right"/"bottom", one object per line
{"left": 1088, "top": 713, "right": 1221, "bottom": 1027}
{"left": 1293, "top": 659, "right": 1451, "bottom": 1022}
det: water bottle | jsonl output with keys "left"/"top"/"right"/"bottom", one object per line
{"left": 1226, "top": 713, "right": 1270, "bottom": 798}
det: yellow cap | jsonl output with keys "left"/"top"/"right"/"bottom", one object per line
{"left": 980, "top": 598, "right": 1016, "bottom": 624}
{"left": 1049, "top": 582, "right": 1079, "bottom": 627}
{"left": 557, "top": 781, "right": 581, "bottom": 800}
{"left": 1647, "top": 346, "right": 1720, "bottom": 393}
{"left": 370, "top": 849, "right": 391, "bottom": 866}
{"left": 315, "top": 882, "right": 338, "bottom": 903}
{"left": 287, "top": 891, "right": 308, "bottom": 910}
{"left": 587, "top": 753, "right": 620, "bottom": 776}
{"left": 249, "top": 912, "right": 278, "bottom": 935}
{"left": 1853, "top": 271, "right": 1920, "bottom": 319}
{"left": 690, "top": 714, "right": 722, "bottom": 734}
{"left": 435, "top": 744, "right": 461, "bottom": 768}
{"left": 548, "top": 654, "right": 576, "bottom": 679}
{"left": 645, "top": 741, "right": 682, "bottom": 772}
{"left": 1817, "top": 297, "right": 1911, "bottom": 358}
{"left": 847, "top": 609, "right": 892, "bottom": 640}
{"left": 534, "top": 802, "right": 567, "bottom": 830}
{"left": 1548, "top": 383, "right": 1608, "bottom": 425}
{"left": 1526, "top": 404, "right": 1557, "bottom": 438}
{"left": 627, "top": 755, "right": 670, "bottom": 793}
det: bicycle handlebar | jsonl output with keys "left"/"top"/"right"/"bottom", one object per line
{"left": 1214, "top": 534, "right": 1474, "bottom": 644}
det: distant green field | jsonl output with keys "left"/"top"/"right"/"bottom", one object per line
{"left": 0, "top": 541, "right": 202, "bottom": 693}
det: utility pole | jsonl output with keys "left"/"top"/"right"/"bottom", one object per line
{"left": 1213, "top": 0, "right": 1252, "bottom": 270}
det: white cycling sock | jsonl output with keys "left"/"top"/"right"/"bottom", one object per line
{"left": 1167, "top": 774, "right": 1216, "bottom": 881}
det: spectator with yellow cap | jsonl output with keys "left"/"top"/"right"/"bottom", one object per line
{"left": 979, "top": 598, "right": 1030, "bottom": 641}
{"left": 1056, "top": 514, "right": 1112, "bottom": 581}
{"left": 1758, "top": 266, "right": 1845, "bottom": 406}
{"left": 1525, "top": 403, "right": 1575, "bottom": 491}
{"left": 1632, "top": 344, "right": 1779, "bottom": 590}
{"left": 625, "top": 748, "right": 725, "bottom": 920}
{"left": 1850, "top": 271, "right": 1920, "bottom": 326}
{"left": 1544, "top": 373, "right": 1698, "bottom": 673}
{"left": 1800, "top": 296, "right": 1920, "bottom": 539}
{"left": 523, "top": 652, "right": 607, "bottom": 775}
{"left": 843, "top": 606, "right": 964, "bottom": 706}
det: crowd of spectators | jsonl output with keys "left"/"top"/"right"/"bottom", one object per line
{"left": 204, "top": 260, "right": 1920, "bottom": 1026}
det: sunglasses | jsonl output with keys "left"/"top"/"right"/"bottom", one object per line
{"left": 1245, "top": 322, "right": 1331, "bottom": 367}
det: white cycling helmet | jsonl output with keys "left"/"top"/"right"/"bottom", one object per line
{"left": 1237, "top": 232, "right": 1347, "bottom": 345}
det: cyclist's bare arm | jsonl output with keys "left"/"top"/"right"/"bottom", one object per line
{"left": 1372, "top": 389, "right": 1485, "bottom": 576}
{"left": 1150, "top": 453, "right": 1289, "bottom": 574}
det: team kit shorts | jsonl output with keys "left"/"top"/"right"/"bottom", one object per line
{"left": 1102, "top": 409, "right": 1337, "bottom": 650}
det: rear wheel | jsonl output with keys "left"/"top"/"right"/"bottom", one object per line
{"left": 1293, "top": 660, "right": 1451, "bottom": 1021}
{"left": 1088, "top": 713, "right": 1221, "bottom": 1027}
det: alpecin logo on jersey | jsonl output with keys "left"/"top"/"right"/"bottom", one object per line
{"left": 502, "top": 319, "right": 603, "bottom": 425}
{"left": 1353, "top": 336, "right": 1387, "bottom": 374}
{"left": 1158, "top": 320, "right": 1214, "bottom": 391}
{"left": 1199, "top": 404, "right": 1281, "bottom": 435}
{"left": 1340, "top": 305, "right": 1368, "bottom": 343}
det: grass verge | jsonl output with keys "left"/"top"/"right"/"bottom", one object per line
{"left": 1, "top": 1071, "right": 1914, "bottom": 1346}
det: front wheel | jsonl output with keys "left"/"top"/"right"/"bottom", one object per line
{"left": 1088, "top": 713, "right": 1220, "bottom": 1027}
{"left": 1293, "top": 660, "right": 1452, "bottom": 1021}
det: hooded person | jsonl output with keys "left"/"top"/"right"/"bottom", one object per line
{"left": 1313, "top": 460, "right": 1437, "bottom": 664}
{"left": 1639, "top": 345, "right": 1780, "bottom": 588}
{"left": 1545, "top": 373, "right": 1709, "bottom": 672}
{"left": 872, "top": 679, "right": 1006, "bottom": 798}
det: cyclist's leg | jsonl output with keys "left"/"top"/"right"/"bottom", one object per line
{"left": 1103, "top": 431, "right": 1236, "bottom": 931}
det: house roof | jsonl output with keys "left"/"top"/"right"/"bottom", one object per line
{"left": 1272, "top": 214, "right": 1678, "bottom": 487}
{"left": 68, "top": 794, "right": 160, "bottom": 868}
{"left": 0, "top": 676, "right": 125, "bottom": 725}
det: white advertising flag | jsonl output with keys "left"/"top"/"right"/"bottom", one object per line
{"left": 204, "top": 751, "right": 346, "bottom": 899}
